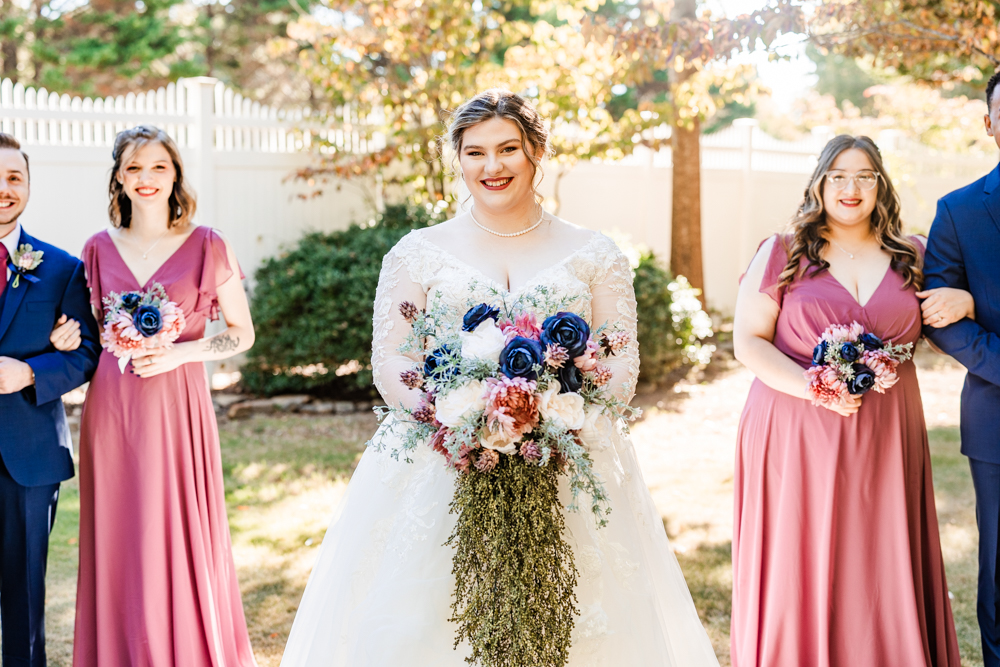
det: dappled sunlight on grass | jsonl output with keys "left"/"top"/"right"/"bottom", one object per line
{"left": 929, "top": 426, "right": 983, "bottom": 667}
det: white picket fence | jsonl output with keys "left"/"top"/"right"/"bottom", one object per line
{"left": 1, "top": 76, "right": 997, "bottom": 314}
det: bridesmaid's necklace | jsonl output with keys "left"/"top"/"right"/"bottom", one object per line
{"left": 829, "top": 238, "right": 861, "bottom": 260}
{"left": 127, "top": 228, "right": 171, "bottom": 260}
{"left": 470, "top": 207, "right": 545, "bottom": 238}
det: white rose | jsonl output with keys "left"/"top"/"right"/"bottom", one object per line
{"left": 538, "top": 381, "right": 586, "bottom": 431}
{"left": 480, "top": 427, "right": 519, "bottom": 455}
{"left": 578, "top": 406, "right": 614, "bottom": 451}
{"left": 436, "top": 379, "right": 488, "bottom": 428}
{"left": 460, "top": 319, "right": 507, "bottom": 363}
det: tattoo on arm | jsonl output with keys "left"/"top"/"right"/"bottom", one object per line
{"left": 204, "top": 334, "right": 240, "bottom": 354}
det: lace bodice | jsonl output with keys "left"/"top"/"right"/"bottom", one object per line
{"left": 371, "top": 229, "right": 640, "bottom": 409}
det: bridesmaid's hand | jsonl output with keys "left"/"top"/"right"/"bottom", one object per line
{"left": 824, "top": 393, "right": 863, "bottom": 417}
{"left": 131, "top": 344, "right": 191, "bottom": 378}
{"left": 50, "top": 315, "right": 82, "bottom": 352}
{"left": 916, "top": 287, "right": 975, "bottom": 327}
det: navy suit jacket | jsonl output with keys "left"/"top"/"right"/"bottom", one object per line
{"left": 0, "top": 227, "right": 100, "bottom": 486}
{"left": 924, "top": 164, "right": 1000, "bottom": 464}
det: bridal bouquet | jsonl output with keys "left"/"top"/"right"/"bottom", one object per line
{"left": 805, "top": 321, "right": 913, "bottom": 408}
{"left": 371, "top": 283, "right": 637, "bottom": 667}
{"left": 100, "top": 283, "right": 186, "bottom": 373}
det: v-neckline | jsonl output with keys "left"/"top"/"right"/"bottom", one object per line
{"left": 105, "top": 226, "right": 202, "bottom": 290}
{"left": 415, "top": 232, "right": 601, "bottom": 295}
{"left": 824, "top": 262, "right": 893, "bottom": 309}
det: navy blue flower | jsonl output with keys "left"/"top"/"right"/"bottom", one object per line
{"left": 846, "top": 363, "right": 876, "bottom": 395}
{"left": 499, "top": 336, "right": 545, "bottom": 380}
{"left": 558, "top": 364, "right": 583, "bottom": 393}
{"left": 540, "top": 312, "right": 590, "bottom": 358}
{"left": 859, "top": 333, "right": 884, "bottom": 351}
{"left": 121, "top": 292, "right": 142, "bottom": 313}
{"left": 424, "top": 345, "right": 457, "bottom": 381}
{"left": 462, "top": 304, "right": 500, "bottom": 332}
{"left": 134, "top": 305, "right": 163, "bottom": 337}
{"left": 812, "top": 341, "right": 828, "bottom": 366}
{"left": 839, "top": 342, "right": 860, "bottom": 363}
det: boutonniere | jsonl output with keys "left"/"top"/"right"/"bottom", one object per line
{"left": 9, "top": 244, "right": 43, "bottom": 288}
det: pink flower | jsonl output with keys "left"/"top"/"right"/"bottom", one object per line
{"left": 474, "top": 448, "right": 500, "bottom": 472}
{"left": 519, "top": 440, "right": 541, "bottom": 462}
{"left": 574, "top": 339, "right": 600, "bottom": 372}
{"left": 430, "top": 426, "right": 452, "bottom": 461}
{"left": 17, "top": 255, "right": 34, "bottom": 271}
{"left": 606, "top": 330, "right": 630, "bottom": 353}
{"left": 453, "top": 444, "right": 474, "bottom": 473}
{"left": 501, "top": 312, "right": 542, "bottom": 341}
{"left": 544, "top": 344, "right": 569, "bottom": 368}
{"left": 591, "top": 365, "right": 613, "bottom": 387}
{"left": 805, "top": 365, "right": 849, "bottom": 407}
{"left": 483, "top": 376, "right": 540, "bottom": 440}
{"left": 862, "top": 349, "right": 900, "bottom": 393}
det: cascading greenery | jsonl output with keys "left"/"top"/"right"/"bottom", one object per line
{"left": 447, "top": 455, "right": 578, "bottom": 667}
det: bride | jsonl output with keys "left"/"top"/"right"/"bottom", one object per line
{"left": 279, "top": 89, "right": 720, "bottom": 667}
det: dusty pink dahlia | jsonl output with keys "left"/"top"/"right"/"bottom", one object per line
{"left": 484, "top": 376, "right": 540, "bottom": 440}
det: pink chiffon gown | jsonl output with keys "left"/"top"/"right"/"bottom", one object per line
{"left": 74, "top": 226, "right": 257, "bottom": 667}
{"left": 731, "top": 235, "right": 961, "bottom": 667}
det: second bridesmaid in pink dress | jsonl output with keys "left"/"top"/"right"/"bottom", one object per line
{"left": 731, "top": 135, "right": 970, "bottom": 666}
{"left": 61, "top": 125, "right": 258, "bottom": 666}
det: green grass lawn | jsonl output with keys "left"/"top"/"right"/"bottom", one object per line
{"left": 33, "top": 413, "right": 986, "bottom": 666}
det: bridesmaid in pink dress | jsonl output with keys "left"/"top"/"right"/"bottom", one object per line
{"left": 68, "top": 126, "right": 257, "bottom": 666}
{"left": 731, "top": 135, "right": 972, "bottom": 666}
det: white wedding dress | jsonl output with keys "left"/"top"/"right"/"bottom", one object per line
{"left": 279, "top": 230, "right": 720, "bottom": 667}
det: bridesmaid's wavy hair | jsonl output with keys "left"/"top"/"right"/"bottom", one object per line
{"left": 108, "top": 125, "right": 196, "bottom": 229}
{"left": 447, "top": 89, "right": 553, "bottom": 205}
{"left": 778, "top": 135, "right": 922, "bottom": 291}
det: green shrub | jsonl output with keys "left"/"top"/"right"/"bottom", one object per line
{"left": 633, "top": 252, "right": 714, "bottom": 385}
{"left": 243, "top": 217, "right": 711, "bottom": 397}
{"left": 240, "top": 204, "right": 441, "bottom": 398}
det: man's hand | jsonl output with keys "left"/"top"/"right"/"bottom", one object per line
{"left": 0, "top": 357, "right": 34, "bottom": 394}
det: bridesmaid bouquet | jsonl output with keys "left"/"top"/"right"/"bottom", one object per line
{"left": 805, "top": 321, "right": 913, "bottom": 408}
{"left": 371, "top": 284, "right": 637, "bottom": 667}
{"left": 100, "top": 283, "right": 186, "bottom": 373}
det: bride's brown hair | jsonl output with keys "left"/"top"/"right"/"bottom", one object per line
{"left": 777, "top": 134, "right": 922, "bottom": 291}
{"left": 447, "top": 89, "right": 553, "bottom": 204}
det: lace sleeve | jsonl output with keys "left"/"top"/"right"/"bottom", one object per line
{"left": 372, "top": 236, "right": 427, "bottom": 410}
{"left": 590, "top": 238, "right": 640, "bottom": 405}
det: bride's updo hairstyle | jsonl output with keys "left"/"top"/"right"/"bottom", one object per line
{"left": 108, "top": 124, "right": 196, "bottom": 229}
{"left": 777, "top": 134, "right": 922, "bottom": 291}
{"left": 447, "top": 89, "right": 554, "bottom": 203}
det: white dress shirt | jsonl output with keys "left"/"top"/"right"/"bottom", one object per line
{"left": 1, "top": 221, "right": 21, "bottom": 284}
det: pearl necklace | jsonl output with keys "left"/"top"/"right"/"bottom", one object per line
{"left": 470, "top": 207, "right": 545, "bottom": 238}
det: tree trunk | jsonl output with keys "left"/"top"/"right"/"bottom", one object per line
{"left": 668, "top": 0, "right": 705, "bottom": 306}
{"left": 670, "top": 116, "right": 705, "bottom": 303}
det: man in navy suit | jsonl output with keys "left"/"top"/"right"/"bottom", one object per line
{"left": 0, "top": 133, "right": 100, "bottom": 666}
{"left": 924, "top": 71, "right": 1000, "bottom": 666}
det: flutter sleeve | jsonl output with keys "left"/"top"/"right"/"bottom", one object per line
{"left": 372, "top": 233, "right": 427, "bottom": 410}
{"left": 80, "top": 234, "right": 104, "bottom": 316}
{"left": 589, "top": 236, "right": 640, "bottom": 405}
{"left": 196, "top": 227, "right": 245, "bottom": 321}
{"left": 757, "top": 234, "right": 791, "bottom": 307}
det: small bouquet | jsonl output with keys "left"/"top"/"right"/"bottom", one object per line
{"left": 372, "top": 283, "right": 637, "bottom": 667}
{"left": 805, "top": 321, "right": 913, "bottom": 408}
{"left": 100, "top": 283, "right": 185, "bottom": 373}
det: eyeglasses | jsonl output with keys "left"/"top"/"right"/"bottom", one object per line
{"left": 824, "top": 170, "right": 880, "bottom": 191}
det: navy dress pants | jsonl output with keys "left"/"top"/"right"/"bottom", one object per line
{"left": 971, "top": 458, "right": 1000, "bottom": 667}
{"left": 0, "top": 455, "right": 59, "bottom": 667}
